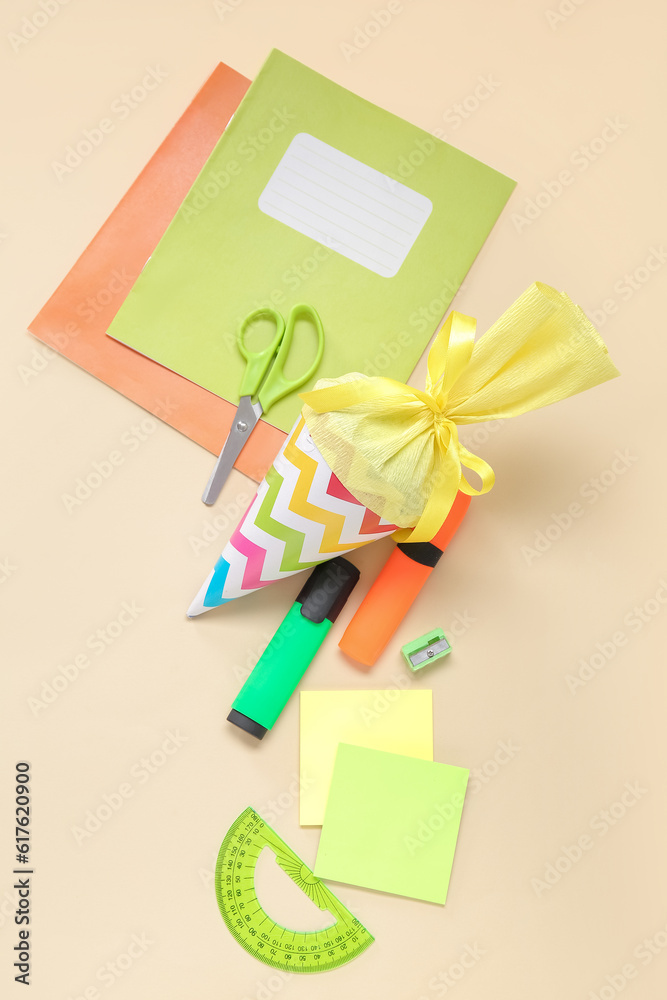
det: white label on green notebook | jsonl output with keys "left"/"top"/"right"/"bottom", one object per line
{"left": 258, "top": 133, "right": 432, "bottom": 278}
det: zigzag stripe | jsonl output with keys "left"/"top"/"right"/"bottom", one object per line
{"left": 320, "top": 435, "right": 390, "bottom": 516}
{"left": 361, "top": 507, "right": 395, "bottom": 534}
{"left": 283, "top": 418, "right": 379, "bottom": 555}
{"left": 257, "top": 423, "right": 340, "bottom": 564}
{"left": 216, "top": 476, "right": 288, "bottom": 597}
{"left": 232, "top": 521, "right": 270, "bottom": 592}
{"left": 326, "top": 474, "right": 360, "bottom": 505}
{"left": 253, "top": 465, "right": 322, "bottom": 576}
{"left": 279, "top": 426, "right": 373, "bottom": 551}
{"left": 203, "top": 558, "right": 230, "bottom": 608}
{"left": 213, "top": 493, "right": 261, "bottom": 597}
{"left": 326, "top": 474, "right": 397, "bottom": 534}
{"left": 232, "top": 419, "right": 326, "bottom": 583}
{"left": 248, "top": 419, "right": 322, "bottom": 573}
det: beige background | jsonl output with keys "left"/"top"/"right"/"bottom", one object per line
{"left": 3, "top": 1, "right": 666, "bottom": 997}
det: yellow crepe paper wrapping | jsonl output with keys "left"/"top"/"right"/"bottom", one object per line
{"left": 301, "top": 282, "right": 619, "bottom": 543}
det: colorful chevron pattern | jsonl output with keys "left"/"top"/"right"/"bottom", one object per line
{"left": 187, "top": 416, "right": 397, "bottom": 615}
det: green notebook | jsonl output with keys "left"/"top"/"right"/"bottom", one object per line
{"left": 107, "top": 49, "right": 515, "bottom": 433}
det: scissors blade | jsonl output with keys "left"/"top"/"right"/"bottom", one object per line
{"left": 201, "top": 396, "right": 263, "bottom": 505}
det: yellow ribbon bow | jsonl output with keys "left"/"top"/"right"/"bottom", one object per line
{"left": 301, "top": 282, "right": 619, "bottom": 543}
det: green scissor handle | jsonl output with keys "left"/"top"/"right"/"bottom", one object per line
{"left": 237, "top": 307, "right": 286, "bottom": 399}
{"left": 238, "top": 304, "right": 325, "bottom": 413}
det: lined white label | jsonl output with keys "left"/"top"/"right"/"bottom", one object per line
{"left": 258, "top": 133, "right": 433, "bottom": 278}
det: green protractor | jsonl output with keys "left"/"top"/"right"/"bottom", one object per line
{"left": 214, "top": 807, "right": 374, "bottom": 973}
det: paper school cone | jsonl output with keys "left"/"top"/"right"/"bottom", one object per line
{"left": 187, "top": 416, "right": 397, "bottom": 615}
{"left": 189, "top": 282, "right": 619, "bottom": 617}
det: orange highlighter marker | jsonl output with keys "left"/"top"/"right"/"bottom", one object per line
{"left": 338, "top": 491, "right": 471, "bottom": 667}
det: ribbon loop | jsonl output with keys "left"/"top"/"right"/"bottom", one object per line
{"left": 426, "top": 312, "right": 476, "bottom": 408}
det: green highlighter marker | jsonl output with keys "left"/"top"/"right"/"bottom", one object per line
{"left": 228, "top": 557, "right": 360, "bottom": 740}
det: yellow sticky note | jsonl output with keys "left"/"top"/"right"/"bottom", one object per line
{"left": 299, "top": 690, "right": 433, "bottom": 826}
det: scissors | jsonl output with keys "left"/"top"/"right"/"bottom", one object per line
{"left": 202, "top": 303, "right": 325, "bottom": 504}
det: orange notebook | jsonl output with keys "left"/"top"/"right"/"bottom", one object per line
{"left": 28, "top": 62, "right": 285, "bottom": 483}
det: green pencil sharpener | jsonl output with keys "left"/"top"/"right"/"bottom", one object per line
{"left": 401, "top": 629, "right": 451, "bottom": 672}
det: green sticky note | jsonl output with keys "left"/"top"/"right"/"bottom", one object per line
{"left": 107, "top": 49, "right": 515, "bottom": 433}
{"left": 314, "top": 744, "right": 469, "bottom": 905}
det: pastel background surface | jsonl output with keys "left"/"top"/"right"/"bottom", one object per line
{"left": 2, "top": 2, "right": 665, "bottom": 999}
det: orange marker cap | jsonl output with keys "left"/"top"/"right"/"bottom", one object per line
{"left": 338, "top": 492, "right": 471, "bottom": 667}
